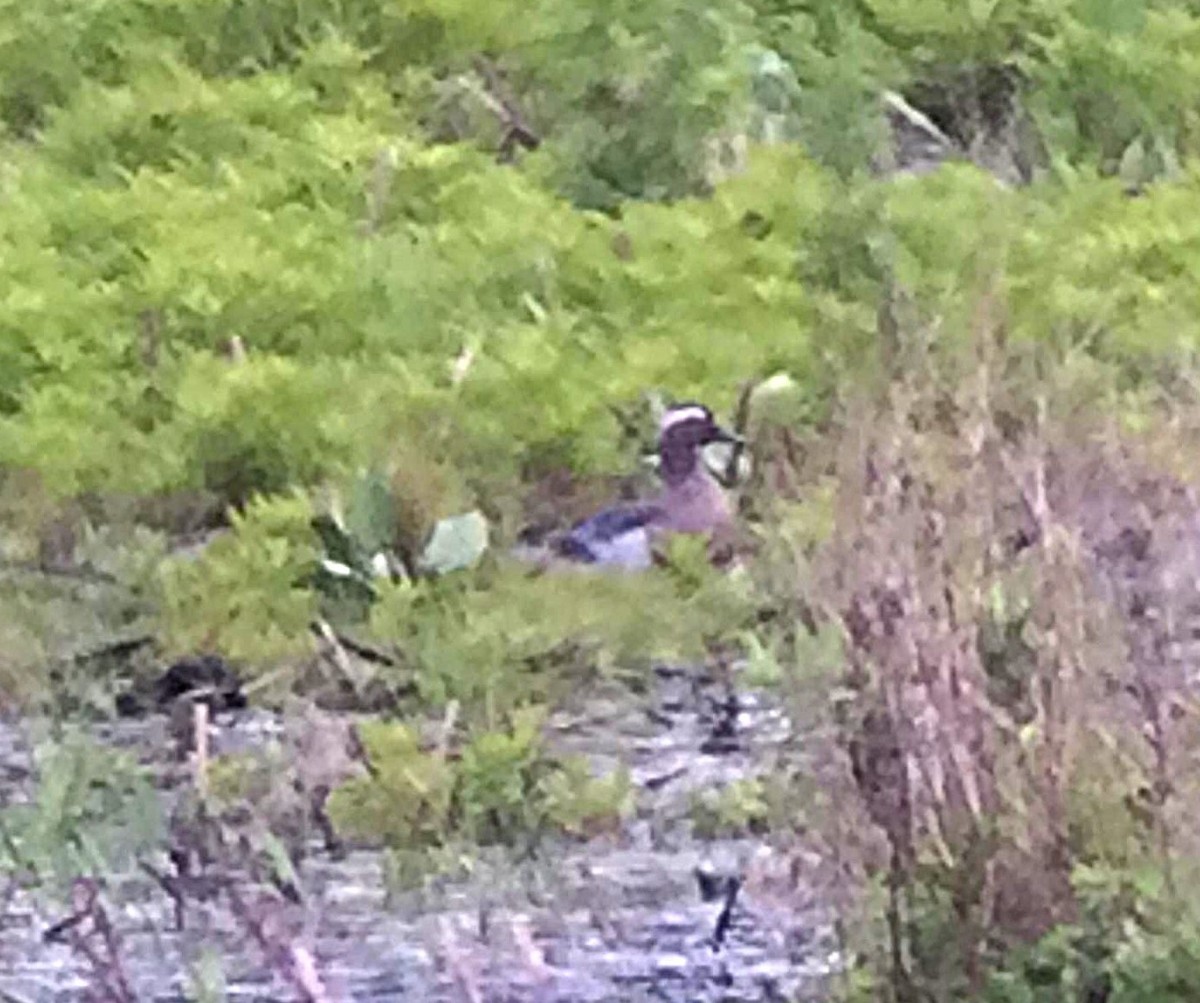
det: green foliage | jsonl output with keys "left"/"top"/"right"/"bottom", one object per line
{"left": 981, "top": 862, "right": 1200, "bottom": 1003}
{"left": 341, "top": 469, "right": 398, "bottom": 559}
{"left": 175, "top": 355, "right": 357, "bottom": 503}
{"left": 519, "top": 0, "right": 756, "bottom": 207}
{"left": 326, "top": 709, "right": 630, "bottom": 856}
{"left": 690, "top": 777, "right": 771, "bottom": 838}
{"left": 365, "top": 557, "right": 754, "bottom": 725}
{"left": 326, "top": 721, "right": 456, "bottom": 849}
{"left": 455, "top": 705, "right": 549, "bottom": 844}
{"left": 6, "top": 1, "right": 1200, "bottom": 993}
{"left": 0, "top": 728, "right": 163, "bottom": 895}
{"left": 0, "top": 516, "right": 164, "bottom": 709}
{"left": 8, "top": 16, "right": 1199, "bottom": 529}
{"left": 157, "top": 492, "right": 318, "bottom": 666}
{"left": 539, "top": 756, "right": 635, "bottom": 837}
{"left": 1028, "top": 3, "right": 1200, "bottom": 173}
{"left": 417, "top": 510, "right": 489, "bottom": 575}
{"left": 309, "top": 461, "right": 489, "bottom": 620}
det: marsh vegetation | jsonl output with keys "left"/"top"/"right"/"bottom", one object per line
{"left": 5, "top": 0, "right": 1200, "bottom": 999}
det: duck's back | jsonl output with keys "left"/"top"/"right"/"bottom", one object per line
{"left": 557, "top": 502, "right": 663, "bottom": 569}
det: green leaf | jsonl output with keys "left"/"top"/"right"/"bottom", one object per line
{"left": 345, "top": 469, "right": 397, "bottom": 556}
{"left": 311, "top": 514, "right": 363, "bottom": 572}
{"left": 418, "top": 511, "right": 489, "bottom": 575}
{"left": 1131, "top": 864, "right": 1166, "bottom": 902}
{"left": 259, "top": 829, "right": 302, "bottom": 898}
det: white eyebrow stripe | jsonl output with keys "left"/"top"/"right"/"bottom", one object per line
{"left": 659, "top": 405, "right": 709, "bottom": 431}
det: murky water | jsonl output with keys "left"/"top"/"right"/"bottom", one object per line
{"left": 0, "top": 664, "right": 839, "bottom": 1002}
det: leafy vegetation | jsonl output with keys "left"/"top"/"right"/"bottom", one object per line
{"left": 0, "top": 729, "right": 162, "bottom": 895}
{"left": 7, "top": 0, "right": 1200, "bottom": 998}
{"left": 690, "top": 776, "right": 772, "bottom": 838}
{"left": 326, "top": 710, "right": 632, "bottom": 869}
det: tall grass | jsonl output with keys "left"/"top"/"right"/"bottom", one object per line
{"left": 775, "top": 290, "right": 1200, "bottom": 1000}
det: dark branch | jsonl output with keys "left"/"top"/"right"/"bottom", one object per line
{"left": 718, "top": 378, "right": 760, "bottom": 489}
{"left": 472, "top": 56, "right": 541, "bottom": 163}
{"left": 307, "top": 622, "right": 398, "bottom": 666}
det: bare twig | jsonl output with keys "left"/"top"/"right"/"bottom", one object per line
{"left": 313, "top": 618, "right": 371, "bottom": 693}
{"left": 192, "top": 701, "right": 210, "bottom": 800}
{"left": 450, "top": 346, "right": 476, "bottom": 386}
{"left": 436, "top": 700, "right": 460, "bottom": 759}
{"left": 719, "top": 377, "right": 760, "bottom": 488}
{"left": 363, "top": 147, "right": 397, "bottom": 235}
{"left": 471, "top": 56, "right": 540, "bottom": 162}
{"left": 225, "top": 884, "right": 340, "bottom": 1003}
{"left": 225, "top": 335, "right": 248, "bottom": 364}
{"left": 44, "top": 879, "right": 137, "bottom": 1003}
{"left": 511, "top": 915, "right": 555, "bottom": 983}
{"left": 307, "top": 622, "right": 397, "bottom": 666}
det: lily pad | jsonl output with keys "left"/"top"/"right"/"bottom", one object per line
{"left": 418, "top": 511, "right": 489, "bottom": 575}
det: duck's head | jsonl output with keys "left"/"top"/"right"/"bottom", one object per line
{"left": 658, "top": 403, "right": 740, "bottom": 450}
{"left": 657, "top": 403, "right": 741, "bottom": 484}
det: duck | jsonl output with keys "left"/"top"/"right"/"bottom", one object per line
{"left": 547, "top": 402, "right": 742, "bottom": 570}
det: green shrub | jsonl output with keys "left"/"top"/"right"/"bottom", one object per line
{"left": 157, "top": 491, "right": 318, "bottom": 666}
{"left": 0, "top": 728, "right": 163, "bottom": 894}
{"left": 690, "top": 777, "right": 771, "bottom": 838}
{"left": 365, "top": 556, "right": 754, "bottom": 722}
{"left": 327, "top": 707, "right": 631, "bottom": 861}
{"left": 173, "top": 354, "right": 356, "bottom": 504}
{"left": 325, "top": 720, "right": 456, "bottom": 850}
{"left": 6, "top": 6, "right": 1200, "bottom": 996}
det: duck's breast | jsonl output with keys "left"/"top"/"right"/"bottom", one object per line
{"left": 660, "top": 475, "right": 732, "bottom": 534}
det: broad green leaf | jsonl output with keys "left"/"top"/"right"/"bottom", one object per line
{"left": 345, "top": 469, "right": 397, "bottom": 556}
{"left": 418, "top": 511, "right": 489, "bottom": 575}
